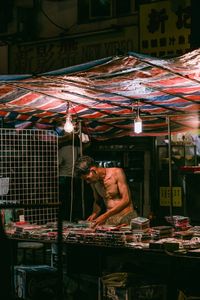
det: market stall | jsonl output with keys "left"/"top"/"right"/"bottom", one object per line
{"left": 0, "top": 48, "right": 200, "bottom": 299}
{"left": 0, "top": 48, "right": 199, "bottom": 218}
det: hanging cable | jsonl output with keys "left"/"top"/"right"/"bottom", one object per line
{"left": 69, "top": 130, "right": 75, "bottom": 222}
{"left": 79, "top": 121, "right": 85, "bottom": 219}
{"left": 166, "top": 116, "right": 173, "bottom": 218}
{"left": 38, "top": 0, "right": 73, "bottom": 33}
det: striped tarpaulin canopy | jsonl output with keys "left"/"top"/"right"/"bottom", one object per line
{"left": 0, "top": 50, "right": 199, "bottom": 140}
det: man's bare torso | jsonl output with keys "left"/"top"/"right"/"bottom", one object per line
{"left": 92, "top": 168, "right": 133, "bottom": 214}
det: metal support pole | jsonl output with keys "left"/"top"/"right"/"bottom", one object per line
{"left": 79, "top": 121, "right": 85, "bottom": 219}
{"left": 166, "top": 117, "right": 173, "bottom": 217}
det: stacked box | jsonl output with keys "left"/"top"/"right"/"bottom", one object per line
{"left": 132, "top": 284, "right": 167, "bottom": 300}
{"left": 102, "top": 285, "right": 131, "bottom": 300}
{"left": 102, "top": 284, "right": 167, "bottom": 300}
{"left": 14, "top": 265, "right": 58, "bottom": 300}
{"left": 130, "top": 217, "right": 150, "bottom": 231}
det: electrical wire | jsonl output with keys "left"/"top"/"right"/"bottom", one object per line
{"left": 79, "top": 121, "right": 85, "bottom": 219}
{"left": 69, "top": 130, "right": 75, "bottom": 222}
{"left": 38, "top": 0, "right": 75, "bottom": 33}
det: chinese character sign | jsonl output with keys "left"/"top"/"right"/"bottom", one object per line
{"left": 140, "top": 0, "right": 191, "bottom": 57}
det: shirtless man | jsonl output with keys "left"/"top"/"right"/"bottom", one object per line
{"left": 74, "top": 156, "right": 137, "bottom": 227}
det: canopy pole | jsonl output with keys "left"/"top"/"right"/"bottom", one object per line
{"left": 79, "top": 121, "right": 85, "bottom": 219}
{"left": 166, "top": 117, "right": 173, "bottom": 217}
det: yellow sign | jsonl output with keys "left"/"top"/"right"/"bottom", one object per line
{"left": 140, "top": 0, "right": 191, "bottom": 57}
{"left": 160, "top": 186, "right": 182, "bottom": 207}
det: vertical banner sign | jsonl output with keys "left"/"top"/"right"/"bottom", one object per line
{"left": 140, "top": 0, "right": 191, "bottom": 57}
{"left": 160, "top": 186, "right": 182, "bottom": 207}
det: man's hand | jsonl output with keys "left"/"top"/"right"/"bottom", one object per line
{"left": 87, "top": 212, "right": 97, "bottom": 222}
{"left": 91, "top": 214, "right": 108, "bottom": 228}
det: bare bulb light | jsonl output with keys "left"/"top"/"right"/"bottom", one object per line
{"left": 134, "top": 116, "right": 142, "bottom": 134}
{"left": 64, "top": 114, "right": 74, "bottom": 133}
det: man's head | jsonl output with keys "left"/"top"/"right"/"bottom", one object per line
{"left": 75, "top": 156, "right": 99, "bottom": 183}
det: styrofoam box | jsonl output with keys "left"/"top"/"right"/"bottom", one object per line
{"left": 14, "top": 265, "right": 58, "bottom": 299}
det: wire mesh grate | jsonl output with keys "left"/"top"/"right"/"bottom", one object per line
{"left": 0, "top": 129, "right": 59, "bottom": 224}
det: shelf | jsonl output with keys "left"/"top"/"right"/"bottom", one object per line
{"left": 180, "top": 166, "right": 200, "bottom": 174}
{"left": 158, "top": 145, "right": 197, "bottom": 170}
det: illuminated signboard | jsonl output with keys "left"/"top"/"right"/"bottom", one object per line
{"left": 140, "top": 0, "right": 191, "bottom": 57}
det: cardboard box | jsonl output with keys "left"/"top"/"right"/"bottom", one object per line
{"left": 132, "top": 284, "right": 167, "bottom": 300}
{"left": 102, "top": 284, "right": 167, "bottom": 300}
{"left": 14, "top": 265, "right": 58, "bottom": 299}
{"left": 102, "top": 285, "right": 131, "bottom": 300}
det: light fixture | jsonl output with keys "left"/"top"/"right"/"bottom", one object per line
{"left": 64, "top": 114, "right": 74, "bottom": 133}
{"left": 64, "top": 102, "right": 74, "bottom": 133}
{"left": 134, "top": 105, "right": 143, "bottom": 134}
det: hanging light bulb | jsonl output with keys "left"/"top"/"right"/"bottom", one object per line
{"left": 134, "top": 115, "right": 142, "bottom": 134}
{"left": 134, "top": 105, "right": 143, "bottom": 134}
{"left": 63, "top": 102, "right": 74, "bottom": 133}
{"left": 64, "top": 113, "right": 74, "bottom": 133}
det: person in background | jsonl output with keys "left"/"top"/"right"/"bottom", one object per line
{"left": 74, "top": 156, "right": 137, "bottom": 227}
{"left": 58, "top": 133, "right": 80, "bottom": 221}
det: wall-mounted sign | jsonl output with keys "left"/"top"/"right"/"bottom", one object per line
{"left": 9, "top": 27, "right": 138, "bottom": 74}
{"left": 160, "top": 186, "right": 182, "bottom": 207}
{"left": 140, "top": 0, "right": 191, "bottom": 57}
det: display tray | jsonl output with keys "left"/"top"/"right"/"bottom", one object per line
{"left": 180, "top": 166, "right": 200, "bottom": 173}
{"left": 187, "top": 249, "right": 200, "bottom": 256}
